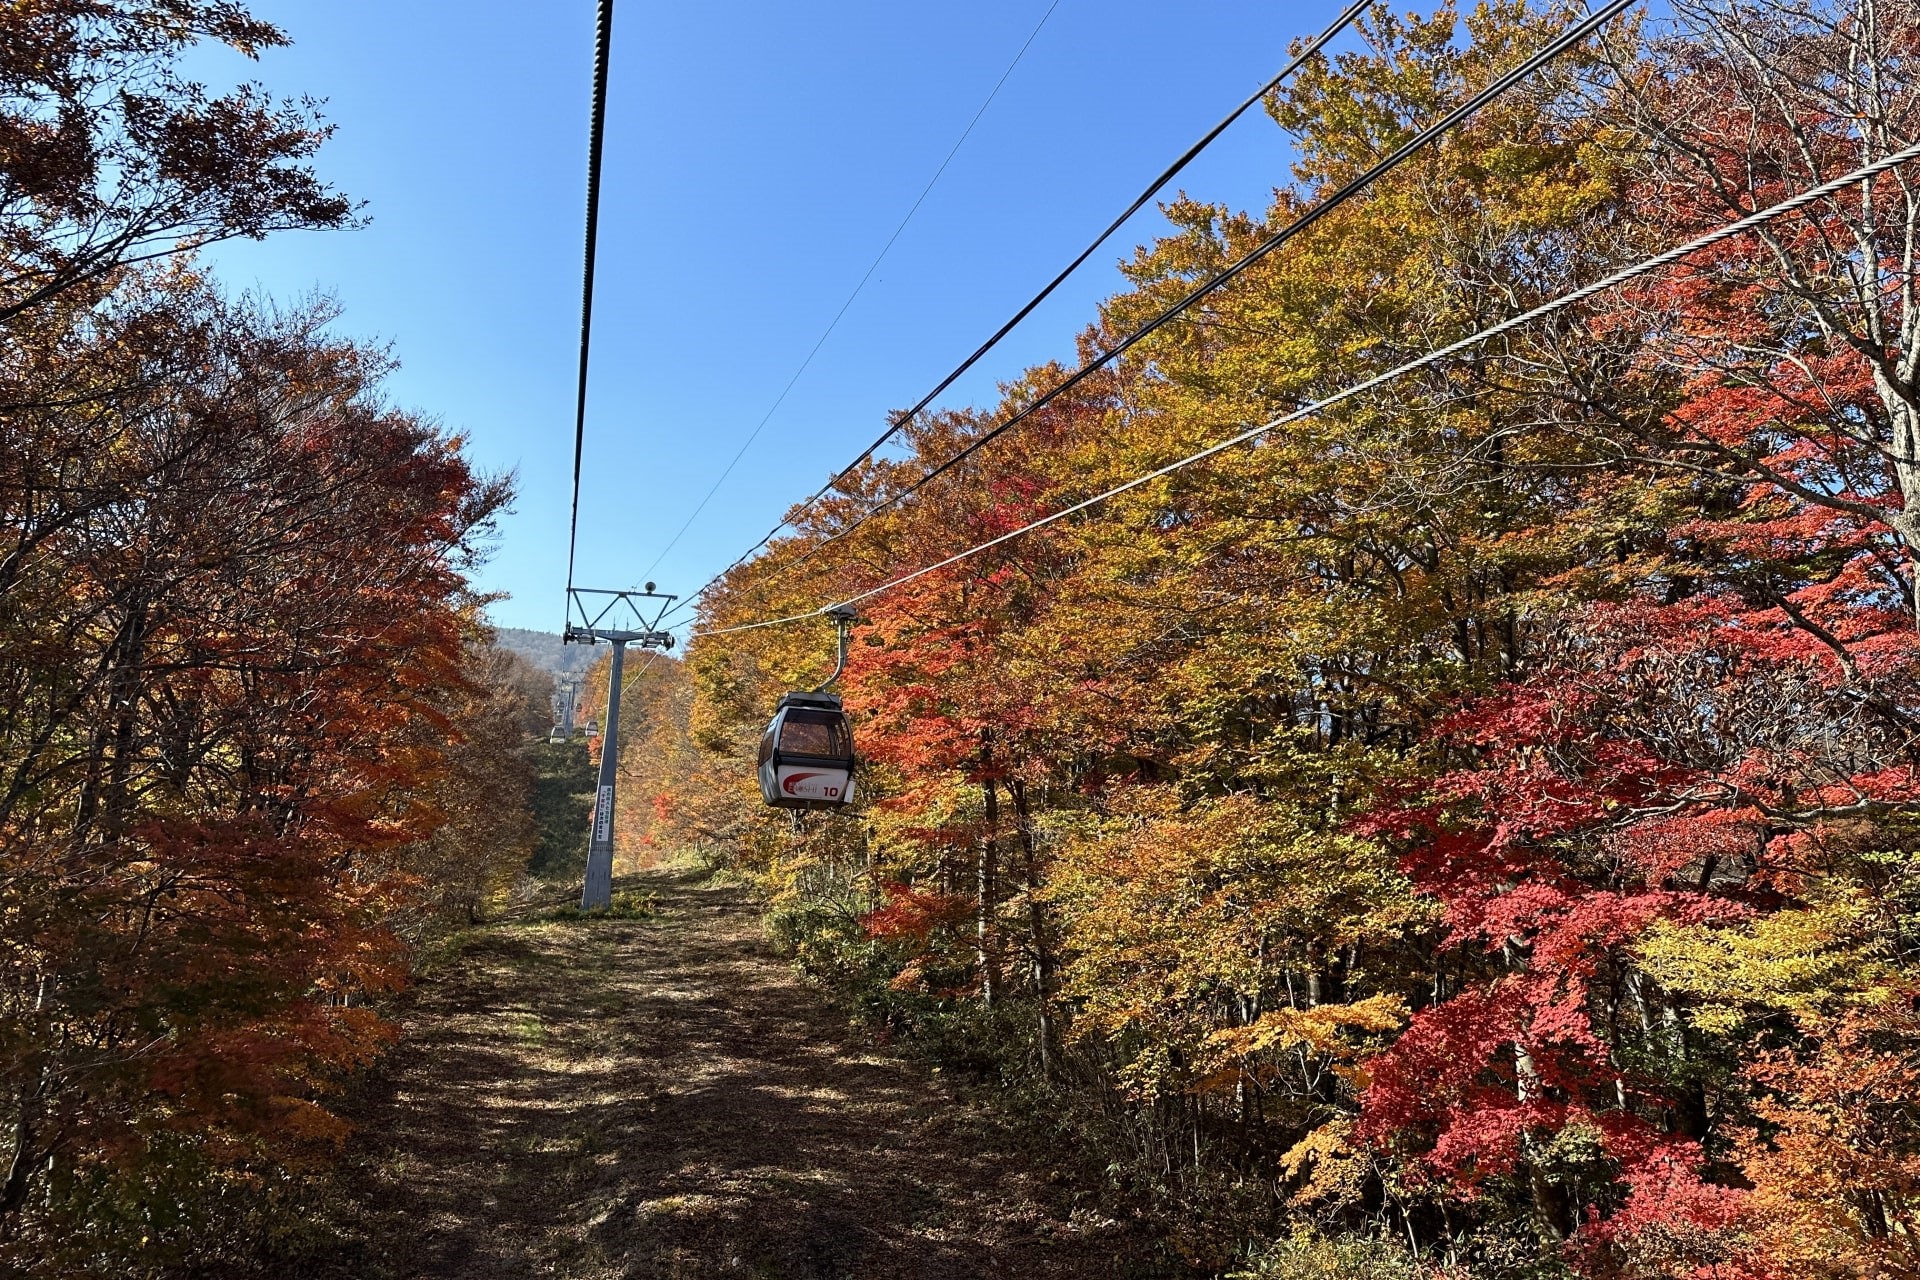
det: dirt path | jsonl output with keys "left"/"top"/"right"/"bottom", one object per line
{"left": 292, "top": 868, "right": 1159, "bottom": 1280}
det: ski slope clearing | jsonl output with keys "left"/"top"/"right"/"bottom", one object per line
{"left": 290, "top": 869, "right": 1153, "bottom": 1279}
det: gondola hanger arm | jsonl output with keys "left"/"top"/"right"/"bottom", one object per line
{"left": 812, "top": 605, "right": 858, "bottom": 694}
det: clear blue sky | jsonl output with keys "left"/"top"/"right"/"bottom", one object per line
{"left": 196, "top": 1, "right": 1339, "bottom": 633}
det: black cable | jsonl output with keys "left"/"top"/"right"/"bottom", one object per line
{"left": 633, "top": 0, "right": 1066, "bottom": 588}
{"left": 680, "top": 0, "right": 1371, "bottom": 604}
{"left": 566, "top": 0, "right": 616, "bottom": 599}
{"left": 686, "top": 134, "right": 1920, "bottom": 638}
{"left": 668, "top": 0, "right": 1627, "bottom": 631}
{"left": 789, "top": 0, "right": 1633, "bottom": 562}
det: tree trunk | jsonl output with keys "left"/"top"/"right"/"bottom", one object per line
{"left": 0, "top": 1078, "right": 41, "bottom": 1240}
{"left": 978, "top": 772, "right": 1000, "bottom": 1008}
{"left": 1009, "top": 778, "right": 1054, "bottom": 1079}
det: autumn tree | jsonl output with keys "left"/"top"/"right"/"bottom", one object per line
{"left": 393, "top": 634, "right": 546, "bottom": 931}
{"left": 1588, "top": 0, "right": 1920, "bottom": 626}
{"left": 650, "top": 0, "right": 1920, "bottom": 1274}
{"left": 0, "top": 0, "right": 352, "bottom": 324}
{"left": 0, "top": 267, "right": 508, "bottom": 1270}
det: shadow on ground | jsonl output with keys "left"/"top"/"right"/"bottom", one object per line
{"left": 283, "top": 868, "right": 1160, "bottom": 1280}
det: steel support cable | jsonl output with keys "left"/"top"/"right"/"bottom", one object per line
{"left": 631, "top": 0, "right": 1067, "bottom": 589}
{"left": 565, "top": 0, "right": 616, "bottom": 599}
{"left": 789, "top": 0, "right": 1636, "bottom": 551}
{"left": 669, "top": 0, "right": 1629, "bottom": 629}
{"left": 676, "top": 0, "right": 1373, "bottom": 599}
{"left": 685, "top": 136, "right": 1920, "bottom": 640}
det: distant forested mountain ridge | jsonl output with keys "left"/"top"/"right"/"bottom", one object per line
{"left": 493, "top": 626, "right": 600, "bottom": 677}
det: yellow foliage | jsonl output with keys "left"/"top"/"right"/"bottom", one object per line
{"left": 1635, "top": 884, "right": 1896, "bottom": 1035}
{"left": 1208, "top": 995, "right": 1410, "bottom": 1060}
{"left": 1047, "top": 793, "right": 1426, "bottom": 1105}
{"left": 1280, "top": 1120, "right": 1372, "bottom": 1210}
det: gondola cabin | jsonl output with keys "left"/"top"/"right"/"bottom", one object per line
{"left": 758, "top": 691, "right": 855, "bottom": 809}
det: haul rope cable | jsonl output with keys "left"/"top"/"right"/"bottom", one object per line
{"left": 688, "top": 137, "right": 1920, "bottom": 639}
{"left": 670, "top": 0, "right": 1373, "bottom": 599}
{"left": 632, "top": 0, "right": 1068, "bottom": 588}
{"left": 668, "top": 0, "right": 1626, "bottom": 626}
{"left": 564, "top": 0, "right": 615, "bottom": 600}
{"left": 788, "top": 0, "right": 1637, "bottom": 555}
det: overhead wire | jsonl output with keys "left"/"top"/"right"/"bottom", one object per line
{"left": 565, "top": 0, "right": 616, "bottom": 600}
{"left": 783, "top": 0, "right": 1636, "bottom": 559}
{"left": 632, "top": 0, "right": 1067, "bottom": 588}
{"left": 678, "top": 0, "right": 1373, "bottom": 600}
{"left": 686, "top": 134, "right": 1920, "bottom": 639}
{"left": 670, "top": 0, "right": 1626, "bottom": 627}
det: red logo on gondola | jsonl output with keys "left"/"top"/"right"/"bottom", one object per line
{"left": 782, "top": 772, "right": 841, "bottom": 799}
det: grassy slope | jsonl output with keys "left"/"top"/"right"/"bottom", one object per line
{"left": 526, "top": 740, "right": 596, "bottom": 881}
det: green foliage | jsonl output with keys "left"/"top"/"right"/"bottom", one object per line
{"left": 525, "top": 740, "right": 596, "bottom": 880}
{"left": 546, "top": 888, "right": 660, "bottom": 921}
{"left": 1231, "top": 1228, "right": 1435, "bottom": 1280}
